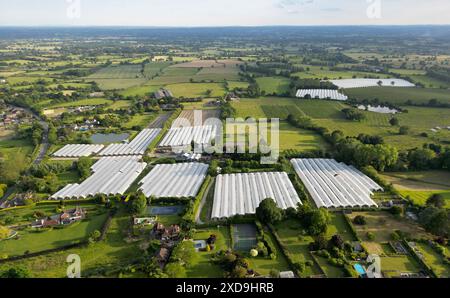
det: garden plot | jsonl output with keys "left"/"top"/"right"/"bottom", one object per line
{"left": 212, "top": 172, "right": 301, "bottom": 219}
{"left": 53, "top": 144, "right": 104, "bottom": 158}
{"left": 330, "top": 78, "right": 415, "bottom": 89}
{"left": 296, "top": 89, "right": 348, "bottom": 101}
{"left": 51, "top": 156, "right": 146, "bottom": 199}
{"left": 291, "top": 159, "right": 382, "bottom": 208}
{"left": 138, "top": 162, "right": 209, "bottom": 198}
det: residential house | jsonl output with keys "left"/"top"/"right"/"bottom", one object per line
{"left": 32, "top": 206, "right": 86, "bottom": 228}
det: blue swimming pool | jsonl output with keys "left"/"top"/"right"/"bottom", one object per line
{"left": 354, "top": 264, "right": 366, "bottom": 275}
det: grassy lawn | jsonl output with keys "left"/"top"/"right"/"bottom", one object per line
{"left": 0, "top": 138, "right": 34, "bottom": 158}
{"left": 0, "top": 208, "right": 108, "bottom": 257}
{"left": 272, "top": 219, "right": 322, "bottom": 277}
{"left": 0, "top": 206, "right": 142, "bottom": 278}
{"left": 326, "top": 213, "right": 357, "bottom": 241}
{"left": 186, "top": 227, "right": 231, "bottom": 278}
{"left": 380, "top": 255, "right": 423, "bottom": 277}
{"left": 122, "top": 113, "right": 158, "bottom": 129}
{"left": 415, "top": 242, "right": 450, "bottom": 277}
{"left": 314, "top": 255, "right": 346, "bottom": 277}
{"left": 247, "top": 229, "right": 291, "bottom": 276}
{"left": 256, "top": 77, "right": 290, "bottom": 95}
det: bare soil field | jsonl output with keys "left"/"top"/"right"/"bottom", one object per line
{"left": 172, "top": 109, "right": 220, "bottom": 127}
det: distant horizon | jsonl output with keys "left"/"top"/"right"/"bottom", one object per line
{"left": 1, "top": 0, "right": 450, "bottom": 27}
{"left": 1, "top": 24, "right": 450, "bottom": 28}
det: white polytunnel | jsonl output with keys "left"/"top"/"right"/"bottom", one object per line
{"left": 211, "top": 172, "right": 302, "bottom": 219}
{"left": 290, "top": 158, "right": 382, "bottom": 208}
{"left": 51, "top": 156, "right": 147, "bottom": 199}
{"left": 138, "top": 162, "right": 209, "bottom": 198}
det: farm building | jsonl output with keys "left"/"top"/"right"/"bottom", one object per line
{"left": 158, "top": 125, "right": 219, "bottom": 149}
{"left": 211, "top": 172, "right": 301, "bottom": 220}
{"left": 329, "top": 78, "right": 415, "bottom": 89}
{"left": 51, "top": 156, "right": 146, "bottom": 199}
{"left": 53, "top": 144, "right": 105, "bottom": 158}
{"left": 296, "top": 89, "right": 348, "bottom": 101}
{"left": 138, "top": 162, "right": 209, "bottom": 198}
{"left": 99, "top": 128, "right": 161, "bottom": 156}
{"left": 290, "top": 159, "right": 382, "bottom": 208}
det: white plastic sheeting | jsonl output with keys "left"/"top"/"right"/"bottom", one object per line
{"left": 51, "top": 156, "right": 147, "bottom": 199}
{"left": 296, "top": 89, "right": 348, "bottom": 101}
{"left": 99, "top": 128, "right": 161, "bottom": 156}
{"left": 330, "top": 78, "right": 415, "bottom": 89}
{"left": 290, "top": 158, "right": 382, "bottom": 208}
{"left": 158, "top": 125, "right": 219, "bottom": 148}
{"left": 138, "top": 162, "right": 209, "bottom": 198}
{"left": 53, "top": 144, "right": 104, "bottom": 157}
{"left": 211, "top": 172, "right": 301, "bottom": 219}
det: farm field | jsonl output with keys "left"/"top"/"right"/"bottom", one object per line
{"left": 231, "top": 97, "right": 450, "bottom": 150}
{"left": 380, "top": 171, "right": 450, "bottom": 207}
{"left": 256, "top": 77, "right": 290, "bottom": 95}
{"left": 166, "top": 83, "right": 226, "bottom": 98}
{"left": 45, "top": 98, "right": 112, "bottom": 109}
{"left": 0, "top": 138, "right": 34, "bottom": 158}
{"left": 292, "top": 65, "right": 390, "bottom": 80}
{"left": 85, "top": 64, "right": 147, "bottom": 90}
{"left": 344, "top": 87, "right": 450, "bottom": 105}
{"left": 227, "top": 81, "right": 249, "bottom": 90}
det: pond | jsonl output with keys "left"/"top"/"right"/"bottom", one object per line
{"left": 91, "top": 132, "right": 129, "bottom": 144}
{"left": 357, "top": 105, "right": 399, "bottom": 114}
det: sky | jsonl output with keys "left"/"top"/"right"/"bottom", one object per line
{"left": 1, "top": 0, "right": 450, "bottom": 27}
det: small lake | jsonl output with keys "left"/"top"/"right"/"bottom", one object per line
{"left": 357, "top": 105, "right": 399, "bottom": 114}
{"left": 91, "top": 133, "right": 129, "bottom": 144}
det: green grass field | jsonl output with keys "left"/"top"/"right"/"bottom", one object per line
{"left": 0, "top": 209, "right": 108, "bottom": 257}
{"left": 344, "top": 87, "right": 450, "bottom": 105}
{"left": 45, "top": 98, "right": 111, "bottom": 109}
{"left": 166, "top": 82, "right": 226, "bottom": 98}
{"left": 272, "top": 219, "right": 323, "bottom": 277}
{"left": 256, "top": 77, "right": 290, "bottom": 95}
{"left": 380, "top": 255, "right": 423, "bottom": 277}
{"left": 122, "top": 113, "right": 158, "bottom": 129}
{"left": 291, "top": 65, "right": 390, "bottom": 80}
{"left": 187, "top": 227, "right": 231, "bottom": 278}
{"left": 415, "top": 242, "right": 450, "bottom": 277}
{"left": 0, "top": 138, "right": 34, "bottom": 158}
{"left": 380, "top": 171, "right": 450, "bottom": 207}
